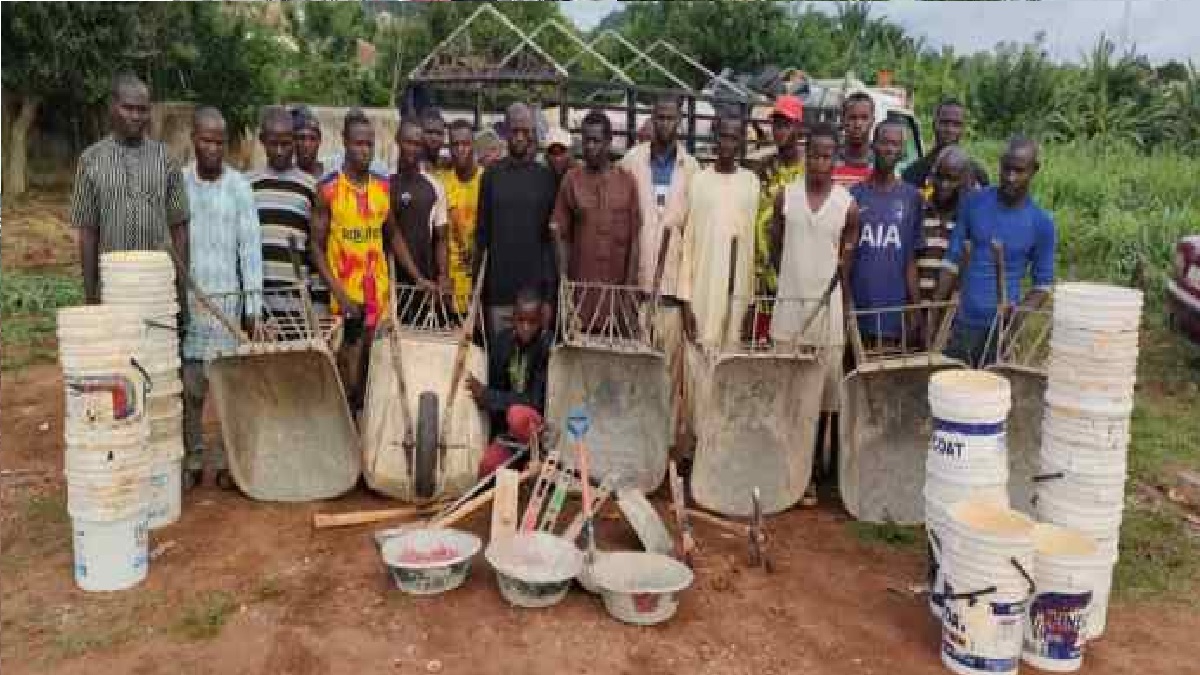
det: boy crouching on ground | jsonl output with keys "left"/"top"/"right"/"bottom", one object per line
{"left": 467, "top": 286, "right": 552, "bottom": 477}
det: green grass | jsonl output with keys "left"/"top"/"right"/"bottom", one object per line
{"left": 848, "top": 521, "right": 923, "bottom": 550}
{"left": 1115, "top": 507, "right": 1200, "bottom": 604}
{"left": 0, "top": 269, "right": 83, "bottom": 370}
{"left": 171, "top": 591, "right": 238, "bottom": 641}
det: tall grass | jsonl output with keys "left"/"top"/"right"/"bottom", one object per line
{"left": 966, "top": 140, "right": 1199, "bottom": 303}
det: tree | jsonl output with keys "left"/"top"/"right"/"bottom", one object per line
{"left": 2, "top": 3, "right": 144, "bottom": 195}
{"left": 2, "top": 2, "right": 282, "bottom": 197}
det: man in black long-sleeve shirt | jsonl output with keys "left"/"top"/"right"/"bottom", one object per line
{"left": 475, "top": 102, "right": 558, "bottom": 343}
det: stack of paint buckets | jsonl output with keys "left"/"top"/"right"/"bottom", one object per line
{"left": 1037, "top": 282, "right": 1142, "bottom": 641}
{"left": 58, "top": 305, "right": 152, "bottom": 591}
{"left": 100, "top": 252, "right": 185, "bottom": 529}
{"left": 940, "top": 499, "right": 1035, "bottom": 675}
{"left": 925, "top": 370, "right": 1012, "bottom": 619}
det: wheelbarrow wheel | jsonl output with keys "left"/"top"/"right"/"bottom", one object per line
{"left": 415, "top": 391, "right": 439, "bottom": 501}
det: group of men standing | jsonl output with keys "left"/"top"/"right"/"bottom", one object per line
{"left": 71, "top": 73, "right": 1055, "bottom": 502}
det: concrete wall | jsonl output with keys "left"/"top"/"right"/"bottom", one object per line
{"left": 30, "top": 103, "right": 405, "bottom": 182}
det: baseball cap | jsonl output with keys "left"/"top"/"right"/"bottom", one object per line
{"left": 544, "top": 126, "right": 572, "bottom": 151}
{"left": 771, "top": 95, "right": 803, "bottom": 122}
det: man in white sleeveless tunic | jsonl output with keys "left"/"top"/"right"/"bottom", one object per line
{"left": 769, "top": 122, "right": 861, "bottom": 504}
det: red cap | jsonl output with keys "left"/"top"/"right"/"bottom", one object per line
{"left": 772, "top": 95, "right": 803, "bottom": 122}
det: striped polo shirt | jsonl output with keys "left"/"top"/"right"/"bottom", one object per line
{"left": 69, "top": 135, "right": 190, "bottom": 252}
{"left": 917, "top": 203, "right": 956, "bottom": 302}
{"left": 246, "top": 167, "right": 318, "bottom": 301}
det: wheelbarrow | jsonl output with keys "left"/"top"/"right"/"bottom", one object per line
{"left": 838, "top": 296, "right": 966, "bottom": 524}
{"left": 546, "top": 279, "right": 672, "bottom": 493}
{"left": 204, "top": 281, "right": 360, "bottom": 503}
{"left": 688, "top": 280, "right": 837, "bottom": 517}
{"left": 362, "top": 271, "right": 489, "bottom": 504}
{"left": 171, "top": 237, "right": 360, "bottom": 502}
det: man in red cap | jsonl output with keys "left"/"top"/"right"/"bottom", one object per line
{"left": 752, "top": 95, "right": 805, "bottom": 333}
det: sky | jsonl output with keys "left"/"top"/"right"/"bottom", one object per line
{"left": 562, "top": 0, "right": 1199, "bottom": 65}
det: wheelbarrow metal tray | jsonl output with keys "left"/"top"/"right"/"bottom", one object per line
{"left": 362, "top": 333, "right": 488, "bottom": 502}
{"left": 546, "top": 343, "right": 671, "bottom": 494}
{"left": 208, "top": 347, "right": 360, "bottom": 502}
{"left": 687, "top": 344, "right": 824, "bottom": 517}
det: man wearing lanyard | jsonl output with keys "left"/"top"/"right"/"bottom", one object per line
{"left": 620, "top": 97, "right": 699, "bottom": 449}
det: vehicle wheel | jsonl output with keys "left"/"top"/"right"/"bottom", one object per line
{"left": 415, "top": 391, "right": 439, "bottom": 501}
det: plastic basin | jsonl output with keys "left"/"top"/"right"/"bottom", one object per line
{"left": 590, "top": 551, "right": 694, "bottom": 626}
{"left": 379, "top": 528, "right": 480, "bottom": 596}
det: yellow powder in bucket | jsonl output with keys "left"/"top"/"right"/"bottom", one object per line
{"left": 1033, "top": 523, "right": 1098, "bottom": 557}
{"left": 952, "top": 499, "right": 1035, "bottom": 538}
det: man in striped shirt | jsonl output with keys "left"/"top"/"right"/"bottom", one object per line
{"left": 917, "top": 146, "right": 974, "bottom": 303}
{"left": 247, "top": 106, "right": 319, "bottom": 317}
{"left": 70, "top": 73, "right": 190, "bottom": 304}
{"left": 180, "top": 107, "right": 263, "bottom": 489}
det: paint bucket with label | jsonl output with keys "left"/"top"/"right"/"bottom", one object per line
{"left": 939, "top": 500, "right": 1035, "bottom": 675}
{"left": 924, "top": 469, "right": 1008, "bottom": 619}
{"left": 1022, "top": 524, "right": 1109, "bottom": 672}
{"left": 1033, "top": 490, "right": 1121, "bottom": 640}
{"left": 927, "top": 370, "right": 1012, "bottom": 484}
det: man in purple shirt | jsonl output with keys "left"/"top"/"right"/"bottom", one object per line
{"left": 937, "top": 136, "right": 1055, "bottom": 366}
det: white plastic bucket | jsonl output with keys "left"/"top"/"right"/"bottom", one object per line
{"left": 1042, "top": 411, "right": 1130, "bottom": 455}
{"left": 929, "top": 370, "right": 1012, "bottom": 423}
{"left": 63, "top": 367, "right": 148, "bottom": 430}
{"left": 64, "top": 420, "right": 149, "bottom": 451}
{"left": 146, "top": 376, "right": 184, "bottom": 398}
{"left": 941, "top": 576, "right": 1031, "bottom": 675}
{"left": 945, "top": 501, "right": 1035, "bottom": 588}
{"left": 1043, "top": 388, "right": 1134, "bottom": 419}
{"left": 1052, "top": 283, "right": 1143, "bottom": 332}
{"left": 57, "top": 305, "right": 145, "bottom": 341}
{"left": 147, "top": 457, "right": 182, "bottom": 529}
{"left": 149, "top": 415, "right": 181, "bottom": 446}
{"left": 1022, "top": 524, "right": 1109, "bottom": 672}
{"left": 928, "top": 371, "right": 1012, "bottom": 485}
{"left": 151, "top": 436, "right": 186, "bottom": 461}
{"left": 1037, "top": 449, "right": 1126, "bottom": 508}
{"left": 940, "top": 500, "right": 1036, "bottom": 675}
{"left": 1049, "top": 330, "right": 1139, "bottom": 358}
{"left": 64, "top": 444, "right": 151, "bottom": 473}
{"left": 1035, "top": 491, "right": 1122, "bottom": 560}
{"left": 147, "top": 395, "right": 183, "bottom": 419}
{"left": 72, "top": 512, "right": 149, "bottom": 592}
{"left": 924, "top": 478, "right": 1009, "bottom": 619}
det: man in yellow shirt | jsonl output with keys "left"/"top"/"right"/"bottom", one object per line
{"left": 312, "top": 110, "right": 429, "bottom": 415}
{"left": 436, "top": 120, "right": 483, "bottom": 315}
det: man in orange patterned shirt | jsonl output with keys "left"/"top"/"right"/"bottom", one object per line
{"left": 312, "top": 110, "right": 429, "bottom": 414}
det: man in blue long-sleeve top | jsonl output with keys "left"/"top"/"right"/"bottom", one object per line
{"left": 937, "top": 135, "right": 1056, "bottom": 366}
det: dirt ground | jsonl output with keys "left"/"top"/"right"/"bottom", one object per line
{"left": 2, "top": 364, "right": 1197, "bottom": 675}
